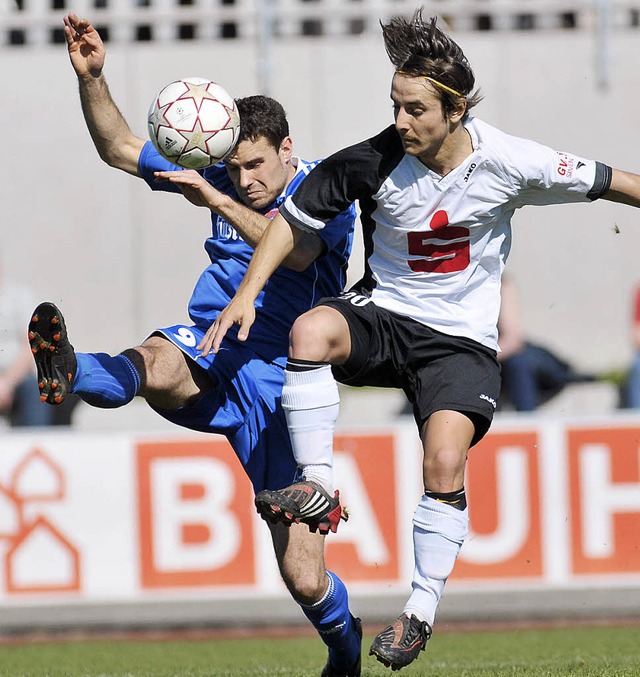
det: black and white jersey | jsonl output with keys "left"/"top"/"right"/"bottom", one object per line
{"left": 281, "top": 117, "right": 612, "bottom": 350}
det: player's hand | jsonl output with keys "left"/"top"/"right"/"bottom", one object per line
{"left": 197, "top": 295, "right": 257, "bottom": 357}
{"left": 154, "top": 170, "right": 226, "bottom": 210}
{"left": 63, "top": 13, "right": 106, "bottom": 78}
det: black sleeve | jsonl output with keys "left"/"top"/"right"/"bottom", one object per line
{"left": 587, "top": 162, "right": 613, "bottom": 201}
{"left": 283, "top": 125, "right": 405, "bottom": 226}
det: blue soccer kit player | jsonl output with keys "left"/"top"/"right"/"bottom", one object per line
{"left": 28, "top": 14, "right": 362, "bottom": 677}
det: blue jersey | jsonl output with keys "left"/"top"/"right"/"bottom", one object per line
{"left": 138, "top": 141, "right": 356, "bottom": 363}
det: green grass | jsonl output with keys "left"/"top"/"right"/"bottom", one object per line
{"left": 0, "top": 624, "right": 639, "bottom": 676}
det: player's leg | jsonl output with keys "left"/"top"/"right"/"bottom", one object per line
{"left": 270, "top": 522, "right": 362, "bottom": 676}
{"left": 29, "top": 302, "right": 209, "bottom": 409}
{"left": 74, "top": 336, "right": 208, "bottom": 409}
{"left": 254, "top": 304, "right": 351, "bottom": 534}
{"left": 407, "top": 412, "right": 473, "bottom": 621}
{"left": 285, "top": 304, "right": 352, "bottom": 490}
{"left": 369, "top": 410, "right": 473, "bottom": 671}
{"left": 216, "top": 360, "right": 360, "bottom": 675}
{"left": 128, "top": 336, "right": 214, "bottom": 409}
{"left": 370, "top": 332, "right": 500, "bottom": 671}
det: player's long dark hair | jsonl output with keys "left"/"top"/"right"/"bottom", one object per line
{"left": 235, "top": 95, "right": 290, "bottom": 149}
{"left": 381, "top": 9, "right": 482, "bottom": 120}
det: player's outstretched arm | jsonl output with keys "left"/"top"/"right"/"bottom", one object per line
{"left": 602, "top": 169, "right": 640, "bottom": 207}
{"left": 64, "top": 13, "right": 143, "bottom": 175}
{"left": 155, "top": 169, "right": 268, "bottom": 247}
{"left": 602, "top": 169, "right": 640, "bottom": 208}
{"left": 198, "top": 213, "right": 304, "bottom": 355}
{"left": 155, "top": 169, "right": 325, "bottom": 269}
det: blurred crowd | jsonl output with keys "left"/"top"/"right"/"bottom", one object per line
{"left": 496, "top": 274, "right": 636, "bottom": 413}
{"left": 0, "top": 262, "right": 80, "bottom": 429}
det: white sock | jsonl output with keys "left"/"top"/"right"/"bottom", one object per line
{"left": 282, "top": 363, "right": 339, "bottom": 494}
{"left": 403, "top": 494, "right": 468, "bottom": 626}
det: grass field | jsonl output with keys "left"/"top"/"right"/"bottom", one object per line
{"left": 0, "top": 623, "right": 639, "bottom": 676}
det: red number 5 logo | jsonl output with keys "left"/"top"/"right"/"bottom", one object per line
{"left": 407, "top": 210, "right": 470, "bottom": 273}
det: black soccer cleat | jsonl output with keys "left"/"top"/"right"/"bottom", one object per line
{"left": 254, "top": 480, "right": 348, "bottom": 534}
{"left": 28, "top": 302, "right": 77, "bottom": 405}
{"left": 369, "top": 614, "right": 432, "bottom": 671}
{"left": 321, "top": 616, "right": 362, "bottom": 677}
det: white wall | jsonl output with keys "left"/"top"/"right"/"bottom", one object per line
{"left": 3, "top": 30, "right": 640, "bottom": 380}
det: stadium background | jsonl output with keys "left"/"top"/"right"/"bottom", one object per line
{"left": 1, "top": 0, "right": 639, "bottom": 634}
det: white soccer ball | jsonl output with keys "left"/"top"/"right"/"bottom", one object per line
{"left": 147, "top": 77, "right": 241, "bottom": 169}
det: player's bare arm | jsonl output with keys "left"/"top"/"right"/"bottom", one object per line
{"left": 64, "top": 13, "right": 143, "bottom": 175}
{"left": 155, "top": 169, "right": 325, "bottom": 269}
{"left": 602, "top": 169, "right": 640, "bottom": 208}
{"left": 198, "top": 213, "right": 303, "bottom": 355}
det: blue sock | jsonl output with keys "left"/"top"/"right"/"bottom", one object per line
{"left": 300, "top": 571, "right": 360, "bottom": 671}
{"left": 71, "top": 353, "right": 141, "bottom": 408}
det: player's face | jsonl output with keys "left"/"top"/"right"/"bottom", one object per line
{"left": 391, "top": 74, "right": 461, "bottom": 163}
{"left": 223, "top": 135, "right": 293, "bottom": 210}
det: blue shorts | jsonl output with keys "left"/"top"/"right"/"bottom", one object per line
{"left": 150, "top": 324, "right": 297, "bottom": 494}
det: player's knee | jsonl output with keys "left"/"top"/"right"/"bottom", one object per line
{"left": 422, "top": 446, "right": 467, "bottom": 492}
{"left": 289, "top": 308, "right": 348, "bottom": 362}
{"left": 131, "top": 339, "right": 185, "bottom": 396}
{"left": 289, "top": 311, "right": 328, "bottom": 359}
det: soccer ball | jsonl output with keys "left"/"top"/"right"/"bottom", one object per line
{"left": 147, "top": 77, "right": 241, "bottom": 169}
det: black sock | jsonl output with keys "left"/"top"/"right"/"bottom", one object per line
{"left": 424, "top": 487, "right": 467, "bottom": 511}
{"left": 286, "top": 358, "right": 328, "bottom": 372}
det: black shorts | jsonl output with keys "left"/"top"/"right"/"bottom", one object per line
{"left": 320, "top": 291, "right": 501, "bottom": 446}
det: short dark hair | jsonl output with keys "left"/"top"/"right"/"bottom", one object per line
{"left": 234, "top": 95, "right": 290, "bottom": 150}
{"left": 381, "top": 9, "right": 482, "bottom": 120}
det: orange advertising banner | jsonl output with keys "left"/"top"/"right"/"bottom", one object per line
{"left": 137, "top": 439, "right": 256, "bottom": 588}
{"left": 455, "top": 430, "right": 544, "bottom": 580}
{"left": 1, "top": 417, "right": 639, "bottom": 605}
{"left": 567, "top": 426, "right": 640, "bottom": 576}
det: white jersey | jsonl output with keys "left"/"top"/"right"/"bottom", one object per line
{"left": 281, "top": 117, "right": 611, "bottom": 350}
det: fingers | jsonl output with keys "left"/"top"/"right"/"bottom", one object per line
{"left": 154, "top": 171, "right": 184, "bottom": 182}
{"left": 196, "top": 324, "right": 215, "bottom": 358}
{"left": 63, "top": 13, "right": 98, "bottom": 47}
{"left": 63, "top": 13, "right": 75, "bottom": 32}
{"left": 63, "top": 14, "right": 80, "bottom": 46}
{"left": 213, "top": 313, "right": 245, "bottom": 353}
{"left": 64, "top": 13, "right": 90, "bottom": 37}
{"left": 197, "top": 315, "right": 234, "bottom": 357}
{"left": 82, "top": 30, "right": 103, "bottom": 48}
{"left": 62, "top": 23, "right": 74, "bottom": 47}
{"left": 236, "top": 316, "right": 252, "bottom": 343}
{"left": 154, "top": 170, "right": 194, "bottom": 183}
{"left": 196, "top": 303, "right": 254, "bottom": 357}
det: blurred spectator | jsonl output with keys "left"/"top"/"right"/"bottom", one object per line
{"left": 0, "top": 270, "right": 53, "bottom": 427}
{"left": 0, "top": 265, "right": 80, "bottom": 427}
{"left": 622, "top": 284, "right": 640, "bottom": 408}
{"left": 497, "top": 275, "right": 597, "bottom": 412}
